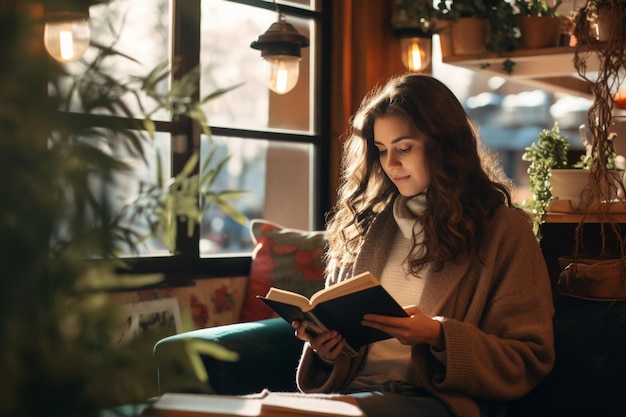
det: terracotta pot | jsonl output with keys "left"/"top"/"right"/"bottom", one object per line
{"left": 434, "top": 19, "right": 454, "bottom": 59}
{"left": 450, "top": 18, "right": 489, "bottom": 55}
{"left": 518, "top": 16, "right": 563, "bottom": 49}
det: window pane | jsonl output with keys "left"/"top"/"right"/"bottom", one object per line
{"left": 278, "top": 0, "right": 319, "bottom": 11}
{"left": 200, "top": 0, "right": 313, "bottom": 133}
{"left": 58, "top": 0, "right": 171, "bottom": 120}
{"left": 200, "top": 136, "right": 314, "bottom": 257}
{"left": 433, "top": 63, "right": 590, "bottom": 205}
{"left": 50, "top": 129, "right": 171, "bottom": 258}
{"left": 111, "top": 131, "right": 172, "bottom": 257}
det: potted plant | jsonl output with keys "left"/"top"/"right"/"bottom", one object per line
{"left": 571, "top": 0, "right": 626, "bottom": 228}
{"left": 572, "top": 0, "right": 626, "bottom": 192}
{"left": 522, "top": 123, "right": 569, "bottom": 238}
{"left": 435, "top": 0, "right": 518, "bottom": 72}
{"left": 522, "top": 122, "right": 619, "bottom": 239}
{"left": 553, "top": 0, "right": 626, "bottom": 301}
{"left": 516, "top": 0, "right": 564, "bottom": 48}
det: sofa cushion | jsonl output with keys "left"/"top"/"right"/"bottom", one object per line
{"left": 239, "top": 219, "right": 327, "bottom": 322}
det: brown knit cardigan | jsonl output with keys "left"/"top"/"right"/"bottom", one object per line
{"left": 296, "top": 204, "right": 555, "bottom": 417}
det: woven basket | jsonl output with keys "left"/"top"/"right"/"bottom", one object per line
{"left": 558, "top": 257, "right": 626, "bottom": 301}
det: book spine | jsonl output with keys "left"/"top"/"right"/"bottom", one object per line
{"left": 306, "top": 312, "right": 358, "bottom": 357}
{"left": 302, "top": 312, "right": 329, "bottom": 336}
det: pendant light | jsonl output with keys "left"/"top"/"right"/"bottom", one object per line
{"left": 395, "top": 28, "right": 432, "bottom": 73}
{"left": 250, "top": 6, "right": 309, "bottom": 95}
{"left": 391, "top": 1, "right": 434, "bottom": 73}
{"left": 44, "top": 2, "right": 91, "bottom": 63}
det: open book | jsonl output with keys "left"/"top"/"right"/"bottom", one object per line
{"left": 257, "top": 271, "right": 408, "bottom": 356}
{"left": 142, "top": 391, "right": 365, "bottom": 417}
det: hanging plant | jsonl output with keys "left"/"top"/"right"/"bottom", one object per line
{"left": 554, "top": 0, "right": 626, "bottom": 299}
{"left": 572, "top": 1, "right": 626, "bottom": 237}
{"left": 572, "top": 0, "right": 626, "bottom": 213}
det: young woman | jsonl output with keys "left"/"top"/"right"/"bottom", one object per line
{"left": 292, "top": 74, "right": 555, "bottom": 417}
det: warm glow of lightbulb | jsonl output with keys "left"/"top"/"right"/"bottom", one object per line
{"left": 400, "top": 37, "right": 432, "bottom": 73}
{"left": 59, "top": 29, "right": 74, "bottom": 60}
{"left": 409, "top": 43, "right": 422, "bottom": 71}
{"left": 275, "top": 67, "right": 289, "bottom": 93}
{"left": 262, "top": 55, "right": 300, "bottom": 94}
{"left": 44, "top": 14, "right": 90, "bottom": 63}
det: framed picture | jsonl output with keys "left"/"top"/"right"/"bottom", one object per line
{"left": 115, "top": 298, "right": 183, "bottom": 345}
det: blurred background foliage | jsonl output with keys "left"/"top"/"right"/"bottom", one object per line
{"left": 0, "top": 1, "right": 240, "bottom": 416}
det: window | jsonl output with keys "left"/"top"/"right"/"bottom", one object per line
{"left": 58, "top": 0, "right": 330, "bottom": 278}
{"left": 431, "top": 42, "right": 592, "bottom": 206}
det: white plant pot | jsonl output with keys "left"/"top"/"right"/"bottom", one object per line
{"left": 549, "top": 169, "right": 591, "bottom": 210}
{"left": 550, "top": 169, "right": 624, "bottom": 211}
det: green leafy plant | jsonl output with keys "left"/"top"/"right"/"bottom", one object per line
{"left": 48, "top": 47, "right": 248, "bottom": 256}
{"left": 435, "top": 0, "right": 519, "bottom": 73}
{"left": 521, "top": 123, "right": 569, "bottom": 238}
{"left": 1, "top": 3, "right": 244, "bottom": 417}
{"left": 392, "top": 0, "right": 437, "bottom": 34}
{"left": 435, "top": 0, "right": 492, "bottom": 19}
{"left": 516, "top": 0, "right": 563, "bottom": 17}
{"left": 118, "top": 61, "right": 247, "bottom": 253}
{"left": 486, "top": 0, "right": 520, "bottom": 55}
{"left": 522, "top": 122, "right": 617, "bottom": 239}
{"left": 127, "top": 148, "right": 248, "bottom": 253}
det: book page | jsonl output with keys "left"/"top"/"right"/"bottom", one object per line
{"left": 143, "top": 392, "right": 365, "bottom": 417}
{"left": 146, "top": 393, "right": 261, "bottom": 416}
{"left": 263, "top": 287, "right": 312, "bottom": 310}
{"left": 309, "top": 271, "right": 379, "bottom": 306}
{"left": 262, "top": 393, "right": 364, "bottom": 417}
{"left": 263, "top": 271, "right": 381, "bottom": 310}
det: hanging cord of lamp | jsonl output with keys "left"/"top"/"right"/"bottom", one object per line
{"left": 250, "top": 1, "right": 310, "bottom": 94}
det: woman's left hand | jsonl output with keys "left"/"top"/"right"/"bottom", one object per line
{"left": 361, "top": 305, "right": 445, "bottom": 350}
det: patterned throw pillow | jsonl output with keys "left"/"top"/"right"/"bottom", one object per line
{"left": 239, "top": 219, "right": 327, "bottom": 322}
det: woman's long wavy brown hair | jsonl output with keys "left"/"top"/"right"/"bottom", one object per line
{"left": 326, "top": 73, "right": 514, "bottom": 274}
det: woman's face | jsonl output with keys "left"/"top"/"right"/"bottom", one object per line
{"left": 373, "top": 114, "right": 430, "bottom": 197}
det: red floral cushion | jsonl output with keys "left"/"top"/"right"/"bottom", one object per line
{"left": 240, "top": 219, "right": 327, "bottom": 322}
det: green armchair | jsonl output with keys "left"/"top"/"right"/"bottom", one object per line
{"left": 154, "top": 318, "right": 302, "bottom": 395}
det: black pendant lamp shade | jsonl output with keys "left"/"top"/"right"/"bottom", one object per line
{"left": 250, "top": 14, "right": 309, "bottom": 58}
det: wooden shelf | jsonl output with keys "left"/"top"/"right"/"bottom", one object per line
{"left": 440, "top": 45, "right": 600, "bottom": 98}
{"left": 544, "top": 212, "right": 626, "bottom": 223}
{"left": 443, "top": 45, "right": 575, "bottom": 62}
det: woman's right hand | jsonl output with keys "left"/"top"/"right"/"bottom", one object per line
{"left": 292, "top": 320, "right": 346, "bottom": 362}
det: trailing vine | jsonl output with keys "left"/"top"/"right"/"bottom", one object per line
{"left": 522, "top": 123, "right": 569, "bottom": 239}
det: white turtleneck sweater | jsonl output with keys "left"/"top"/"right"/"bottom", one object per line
{"left": 348, "top": 193, "right": 429, "bottom": 391}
